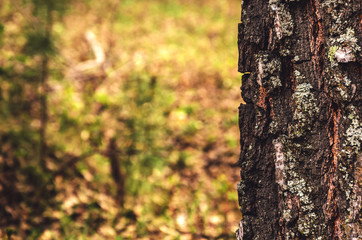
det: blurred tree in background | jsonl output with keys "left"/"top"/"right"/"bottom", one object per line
{"left": 0, "top": 0, "right": 241, "bottom": 239}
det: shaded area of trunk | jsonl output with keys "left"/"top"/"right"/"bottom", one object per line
{"left": 236, "top": 0, "right": 361, "bottom": 239}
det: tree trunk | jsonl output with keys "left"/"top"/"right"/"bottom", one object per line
{"left": 236, "top": 0, "right": 361, "bottom": 239}
{"left": 39, "top": 4, "right": 53, "bottom": 169}
{"left": 108, "top": 138, "right": 125, "bottom": 207}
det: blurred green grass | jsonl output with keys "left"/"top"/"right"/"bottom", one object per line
{"left": 0, "top": 0, "right": 242, "bottom": 239}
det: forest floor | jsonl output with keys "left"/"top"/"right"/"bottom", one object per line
{"left": 0, "top": 0, "right": 242, "bottom": 239}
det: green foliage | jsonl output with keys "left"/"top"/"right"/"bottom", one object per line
{"left": 0, "top": 23, "right": 4, "bottom": 46}
{"left": 29, "top": 0, "right": 71, "bottom": 17}
{"left": 23, "top": 30, "right": 55, "bottom": 56}
{"left": 6, "top": 228, "right": 16, "bottom": 239}
{"left": 117, "top": 73, "right": 174, "bottom": 195}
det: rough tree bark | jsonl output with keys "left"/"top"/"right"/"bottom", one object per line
{"left": 236, "top": 0, "right": 361, "bottom": 239}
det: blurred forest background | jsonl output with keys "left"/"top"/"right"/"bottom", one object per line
{"left": 0, "top": 0, "right": 242, "bottom": 239}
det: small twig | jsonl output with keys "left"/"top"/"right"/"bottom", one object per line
{"left": 69, "top": 30, "right": 106, "bottom": 74}
{"left": 50, "top": 151, "right": 95, "bottom": 178}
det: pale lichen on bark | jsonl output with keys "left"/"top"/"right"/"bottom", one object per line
{"left": 256, "top": 53, "right": 282, "bottom": 93}
{"left": 269, "top": 0, "right": 294, "bottom": 40}
{"left": 333, "top": 28, "right": 360, "bottom": 63}
{"left": 268, "top": 0, "right": 294, "bottom": 56}
{"left": 273, "top": 139, "right": 285, "bottom": 187}
{"left": 322, "top": 2, "right": 361, "bottom": 237}
{"left": 290, "top": 83, "right": 319, "bottom": 138}
{"left": 338, "top": 105, "right": 362, "bottom": 239}
{"left": 280, "top": 137, "right": 322, "bottom": 238}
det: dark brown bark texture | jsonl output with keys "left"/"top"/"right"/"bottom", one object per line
{"left": 236, "top": 0, "right": 361, "bottom": 239}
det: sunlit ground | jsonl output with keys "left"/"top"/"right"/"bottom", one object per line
{"left": 0, "top": 0, "right": 242, "bottom": 239}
